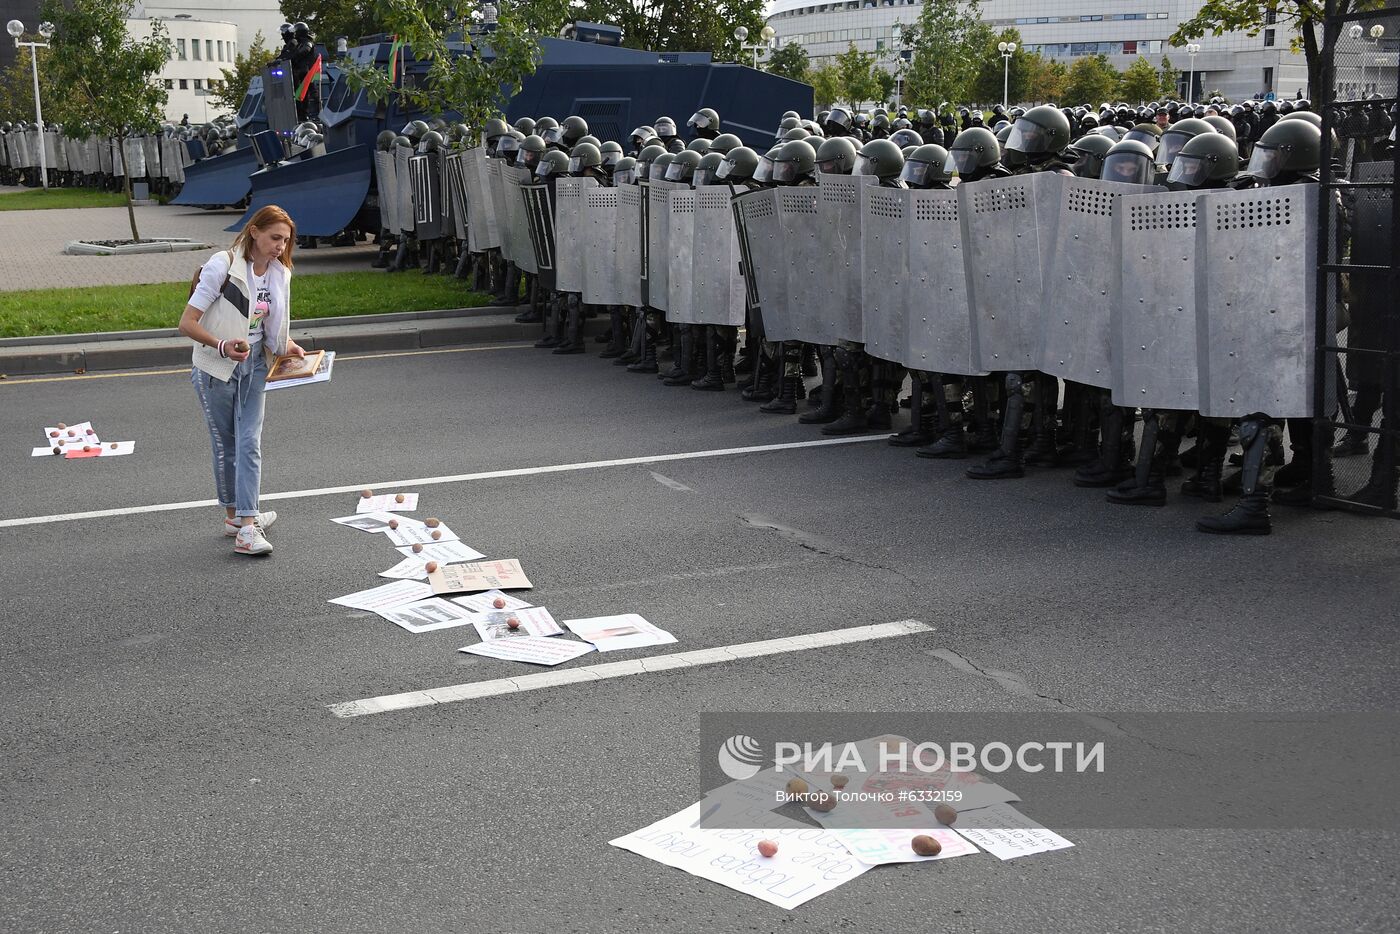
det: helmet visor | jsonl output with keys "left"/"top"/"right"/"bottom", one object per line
{"left": 688, "top": 111, "right": 711, "bottom": 129}
{"left": 1246, "top": 143, "right": 1283, "bottom": 180}
{"left": 770, "top": 159, "right": 800, "bottom": 183}
{"left": 715, "top": 159, "right": 737, "bottom": 180}
{"left": 753, "top": 156, "right": 774, "bottom": 183}
{"left": 1124, "top": 129, "right": 1159, "bottom": 151}
{"left": 1006, "top": 118, "right": 1048, "bottom": 155}
{"left": 852, "top": 153, "right": 877, "bottom": 176}
{"left": 567, "top": 155, "right": 587, "bottom": 174}
{"left": 649, "top": 162, "right": 669, "bottom": 180}
{"left": 536, "top": 161, "right": 558, "bottom": 178}
{"left": 1165, "top": 153, "right": 1210, "bottom": 188}
{"left": 542, "top": 127, "right": 563, "bottom": 144}
{"left": 827, "top": 110, "right": 852, "bottom": 129}
{"left": 694, "top": 168, "right": 715, "bottom": 187}
{"left": 665, "top": 161, "right": 693, "bottom": 182}
{"left": 520, "top": 149, "right": 540, "bottom": 167}
{"left": 614, "top": 167, "right": 637, "bottom": 185}
{"left": 948, "top": 147, "right": 983, "bottom": 175}
{"left": 899, "top": 160, "right": 931, "bottom": 186}
{"left": 603, "top": 149, "right": 623, "bottom": 167}
{"left": 497, "top": 136, "right": 520, "bottom": 155}
{"left": 1102, "top": 152, "right": 1154, "bottom": 186}
{"left": 817, "top": 157, "right": 848, "bottom": 175}
{"left": 656, "top": 124, "right": 676, "bottom": 138}
{"left": 1158, "top": 130, "right": 1190, "bottom": 166}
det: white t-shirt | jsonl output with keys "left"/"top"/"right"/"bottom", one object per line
{"left": 247, "top": 265, "right": 271, "bottom": 344}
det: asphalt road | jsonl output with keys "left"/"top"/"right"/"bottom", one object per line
{"left": 2, "top": 341, "right": 1397, "bottom": 933}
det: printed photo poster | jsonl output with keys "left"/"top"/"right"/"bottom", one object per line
{"left": 472, "top": 607, "right": 564, "bottom": 640}
{"left": 378, "top": 598, "right": 480, "bottom": 634}
{"left": 430, "top": 559, "right": 533, "bottom": 595}
{"left": 331, "top": 512, "right": 400, "bottom": 533}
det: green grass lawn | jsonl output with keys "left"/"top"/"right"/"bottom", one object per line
{"left": 0, "top": 188, "right": 134, "bottom": 211}
{"left": 0, "top": 270, "right": 491, "bottom": 338}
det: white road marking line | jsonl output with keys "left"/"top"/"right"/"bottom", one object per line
{"left": 0, "top": 435, "right": 889, "bottom": 528}
{"left": 328, "top": 620, "right": 933, "bottom": 718}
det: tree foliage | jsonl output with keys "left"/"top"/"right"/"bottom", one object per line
{"left": 574, "top": 0, "right": 767, "bottom": 62}
{"left": 834, "top": 43, "right": 883, "bottom": 109}
{"left": 971, "top": 28, "right": 1030, "bottom": 105}
{"left": 344, "top": 0, "right": 571, "bottom": 133}
{"left": 1026, "top": 56, "right": 1068, "bottom": 105}
{"left": 898, "top": 0, "right": 991, "bottom": 109}
{"left": 809, "top": 64, "right": 841, "bottom": 110}
{"left": 1158, "top": 55, "right": 1181, "bottom": 99}
{"left": 1064, "top": 54, "right": 1119, "bottom": 107}
{"left": 1170, "top": 0, "right": 1384, "bottom": 95}
{"left": 766, "top": 40, "right": 810, "bottom": 84}
{"left": 211, "top": 31, "right": 271, "bottom": 116}
{"left": 38, "top": 0, "right": 169, "bottom": 240}
{"left": 1117, "top": 56, "right": 1163, "bottom": 103}
{"left": 279, "top": 0, "right": 382, "bottom": 46}
{"left": 0, "top": 48, "right": 57, "bottom": 123}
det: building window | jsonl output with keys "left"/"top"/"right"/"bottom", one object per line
{"left": 1123, "top": 40, "right": 1137, "bottom": 54}
{"left": 217, "top": 40, "right": 223, "bottom": 60}
{"left": 193, "top": 79, "right": 202, "bottom": 90}
{"left": 1264, "top": 28, "right": 1275, "bottom": 47}
{"left": 175, "top": 38, "right": 186, "bottom": 60}
{"left": 206, "top": 39, "right": 213, "bottom": 60}
{"left": 164, "top": 79, "right": 173, "bottom": 89}
{"left": 192, "top": 38, "right": 200, "bottom": 60}
{"left": 1263, "top": 66, "right": 1273, "bottom": 91}
{"left": 179, "top": 78, "right": 188, "bottom": 89}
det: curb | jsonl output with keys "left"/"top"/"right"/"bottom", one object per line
{"left": 0, "top": 307, "right": 601, "bottom": 377}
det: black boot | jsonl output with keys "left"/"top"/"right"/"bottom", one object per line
{"left": 799, "top": 348, "right": 839, "bottom": 423}
{"left": 966, "top": 378, "right": 999, "bottom": 453}
{"left": 626, "top": 323, "right": 659, "bottom": 373}
{"left": 743, "top": 366, "right": 776, "bottom": 403}
{"left": 372, "top": 230, "right": 394, "bottom": 268}
{"left": 916, "top": 383, "right": 968, "bottom": 459}
{"left": 865, "top": 363, "right": 895, "bottom": 431}
{"left": 600, "top": 307, "right": 627, "bottom": 358}
{"left": 966, "top": 373, "right": 1026, "bottom": 479}
{"left": 1346, "top": 437, "right": 1399, "bottom": 510}
{"left": 1074, "top": 398, "right": 1134, "bottom": 487}
{"left": 616, "top": 309, "right": 643, "bottom": 365}
{"left": 491, "top": 265, "right": 521, "bottom": 306}
{"left": 553, "top": 295, "right": 585, "bottom": 354}
{"left": 821, "top": 381, "right": 868, "bottom": 434}
{"left": 692, "top": 327, "right": 725, "bottom": 391}
{"left": 890, "top": 373, "right": 935, "bottom": 446}
{"left": 1059, "top": 383, "right": 1099, "bottom": 466}
{"left": 663, "top": 326, "right": 697, "bottom": 385}
{"left": 719, "top": 327, "right": 737, "bottom": 384}
{"left": 1180, "top": 421, "right": 1230, "bottom": 503}
{"left": 760, "top": 373, "right": 798, "bottom": 414}
{"left": 1024, "top": 374, "right": 1060, "bottom": 467}
{"left": 1198, "top": 417, "right": 1273, "bottom": 534}
{"left": 535, "top": 294, "right": 562, "bottom": 348}
{"left": 1106, "top": 411, "right": 1177, "bottom": 505}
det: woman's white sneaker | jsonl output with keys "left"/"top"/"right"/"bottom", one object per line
{"left": 224, "top": 511, "right": 278, "bottom": 537}
{"left": 234, "top": 523, "right": 273, "bottom": 555}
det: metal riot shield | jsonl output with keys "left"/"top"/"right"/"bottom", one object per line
{"left": 486, "top": 157, "right": 511, "bottom": 259}
{"left": 373, "top": 150, "right": 399, "bottom": 236}
{"left": 816, "top": 174, "right": 876, "bottom": 344}
{"left": 508, "top": 165, "right": 538, "bottom": 275}
{"left": 21, "top": 129, "right": 37, "bottom": 168}
{"left": 638, "top": 181, "right": 651, "bottom": 307}
{"left": 162, "top": 138, "right": 183, "bottom": 182}
{"left": 521, "top": 177, "right": 553, "bottom": 286}
{"left": 1194, "top": 184, "right": 1319, "bottom": 419}
{"left": 860, "top": 185, "right": 910, "bottom": 364}
{"left": 1111, "top": 190, "right": 1203, "bottom": 411}
{"left": 615, "top": 184, "right": 643, "bottom": 308}
{"left": 647, "top": 179, "right": 683, "bottom": 311}
{"left": 393, "top": 144, "right": 414, "bottom": 235}
{"left": 581, "top": 186, "right": 620, "bottom": 306}
{"left": 906, "top": 188, "right": 985, "bottom": 376}
{"left": 1039, "top": 177, "right": 1161, "bottom": 388}
{"left": 143, "top": 135, "right": 161, "bottom": 181}
{"left": 97, "top": 136, "right": 112, "bottom": 176}
{"left": 110, "top": 139, "right": 125, "bottom": 178}
{"left": 441, "top": 152, "right": 464, "bottom": 242}
{"left": 462, "top": 148, "right": 498, "bottom": 251}
{"left": 409, "top": 151, "right": 444, "bottom": 240}
{"left": 51, "top": 134, "right": 67, "bottom": 172}
{"left": 775, "top": 186, "right": 825, "bottom": 344}
{"left": 666, "top": 188, "right": 698, "bottom": 323}
{"left": 122, "top": 137, "right": 146, "bottom": 179}
{"left": 736, "top": 188, "right": 788, "bottom": 335}
{"left": 554, "top": 176, "right": 598, "bottom": 294}
{"left": 691, "top": 185, "right": 745, "bottom": 326}
{"left": 730, "top": 187, "right": 761, "bottom": 313}
{"left": 42, "top": 130, "right": 56, "bottom": 170}
{"left": 959, "top": 173, "right": 1061, "bottom": 372}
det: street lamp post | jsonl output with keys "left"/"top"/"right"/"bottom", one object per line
{"left": 1349, "top": 23, "right": 1386, "bottom": 94}
{"left": 997, "top": 41, "right": 1016, "bottom": 111}
{"left": 7, "top": 19, "right": 55, "bottom": 190}
{"left": 1186, "top": 43, "right": 1201, "bottom": 104}
{"left": 734, "top": 25, "right": 776, "bottom": 70}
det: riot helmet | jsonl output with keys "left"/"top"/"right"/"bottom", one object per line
{"left": 600, "top": 140, "right": 625, "bottom": 167}
{"left": 650, "top": 151, "right": 676, "bottom": 180}
{"left": 716, "top": 146, "right": 759, "bottom": 183}
{"left": 418, "top": 130, "right": 445, "bottom": 153}
{"left": 484, "top": 117, "right": 510, "bottom": 148}
{"left": 892, "top": 118, "right": 913, "bottom": 131}
{"left": 496, "top": 130, "right": 524, "bottom": 162}
{"left": 513, "top": 117, "right": 536, "bottom": 135}
{"left": 777, "top": 116, "right": 802, "bottom": 141}
{"left": 1079, "top": 112, "right": 1100, "bottom": 131}
{"left": 654, "top": 117, "right": 679, "bottom": 141}
{"left": 687, "top": 138, "right": 712, "bottom": 154}
{"left": 665, "top": 148, "right": 701, "bottom": 183}
{"left": 1123, "top": 123, "right": 1162, "bottom": 151}
{"left": 577, "top": 135, "right": 601, "bottom": 149}
{"left": 1092, "top": 124, "right": 1127, "bottom": 142}
{"left": 782, "top": 110, "right": 800, "bottom": 121}
{"left": 753, "top": 146, "right": 781, "bottom": 184}
{"left": 534, "top": 116, "right": 560, "bottom": 143}
{"left": 946, "top": 126, "right": 1002, "bottom": 176}
{"left": 1280, "top": 110, "right": 1322, "bottom": 129}
{"left": 1066, "top": 132, "right": 1114, "bottom": 178}
{"left": 1204, "top": 115, "right": 1237, "bottom": 141}
{"left": 708, "top": 133, "right": 743, "bottom": 154}
{"left": 1165, "top": 132, "right": 1239, "bottom": 190}
{"left": 890, "top": 128, "right": 922, "bottom": 148}
{"left": 771, "top": 139, "right": 817, "bottom": 184}
{"left": 853, "top": 138, "right": 904, "bottom": 181}
{"left": 293, "top": 22, "right": 310, "bottom": 41}
{"left": 824, "top": 107, "right": 853, "bottom": 136}
{"left": 1006, "top": 105, "right": 1071, "bottom": 159}
{"left": 558, "top": 115, "right": 589, "bottom": 147}
{"left": 695, "top": 151, "right": 726, "bottom": 186}
{"left": 1101, "top": 139, "right": 1157, "bottom": 186}
{"left": 688, "top": 108, "right": 720, "bottom": 139}
{"left": 1246, "top": 118, "right": 1321, "bottom": 181}
{"left": 801, "top": 120, "right": 825, "bottom": 138}
{"left": 537, "top": 150, "right": 570, "bottom": 178}
{"left": 996, "top": 123, "right": 1021, "bottom": 167}
{"left": 900, "top": 144, "right": 952, "bottom": 188}
{"left": 568, "top": 141, "right": 603, "bottom": 174}
{"left": 280, "top": 22, "right": 293, "bottom": 41}
{"left": 815, "top": 136, "right": 859, "bottom": 175}
{"left": 613, "top": 156, "right": 639, "bottom": 186}
{"left": 1157, "top": 117, "right": 1216, "bottom": 167}
{"left": 630, "top": 126, "right": 656, "bottom": 152}
{"left": 635, "top": 144, "right": 666, "bottom": 179}
{"left": 518, "top": 134, "right": 546, "bottom": 169}
{"left": 400, "top": 120, "right": 429, "bottom": 143}
{"left": 376, "top": 129, "right": 397, "bottom": 151}
{"left": 783, "top": 127, "right": 811, "bottom": 141}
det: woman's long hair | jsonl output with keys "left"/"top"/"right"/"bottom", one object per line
{"left": 230, "top": 205, "right": 296, "bottom": 270}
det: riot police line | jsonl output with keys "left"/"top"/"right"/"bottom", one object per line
{"left": 363, "top": 101, "right": 1394, "bottom": 535}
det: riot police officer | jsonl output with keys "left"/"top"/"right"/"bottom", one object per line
{"left": 688, "top": 108, "right": 721, "bottom": 141}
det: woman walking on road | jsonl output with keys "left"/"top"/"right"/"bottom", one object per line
{"left": 179, "top": 205, "right": 306, "bottom": 556}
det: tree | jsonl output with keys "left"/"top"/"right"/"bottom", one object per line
{"left": 1026, "top": 55, "right": 1068, "bottom": 105}
{"left": 1170, "top": 0, "right": 1384, "bottom": 98}
{"left": 834, "top": 43, "right": 882, "bottom": 109}
{"left": 809, "top": 64, "right": 842, "bottom": 110}
{"left": 1063, "top": 54, "right": 1119, "bottom": 107}
{"left": 971, "top": 28, "right": 1030, "bottom": 106}
{"left": 766, "top": 40, "right": 810, "bottom": 84}
{"left": 38, "top": 0, "right": 168, "bottom": 241}
{"left": 211, "top": 31, "right": 270, "bottom": 116}
{"left": 279, "top": 0, "right": 381, "bottom": 46}
{"left": 898, "top": 0, "right": 991, "bottom": 109}
{"left": 1158, "top": 55, "right": 1181, "bottom": 99}
{"left": 574, "top": 0, "right": 767, "bottom": 63}
{"left": 1117, "top": 56, "right": 1163, "bottom": 103}
{"left": 0, "top": 48, "right": 56, "bottom": 123}
{"left": 875, "top": 67, "right": 896, "bottom": 106}
{"left": 345, "top": 1, "right": 571, "bottom": 133}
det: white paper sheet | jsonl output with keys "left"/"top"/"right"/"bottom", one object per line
{"left": 396, "top": 540, "right": 486, "bottom": 564}
{"left": 43, "top": 421, "right": 96, "bottom": 446}
{"left": 330, "top": 511, "right": 400, "bottom": 533}
{"left": 830, "top": 827, "right": 978, "bottom": 866}
{"left": 950, "top": 803, "right": 1075, "bottom": 861}
{"left": 609, "top": 803, "right": 872, "bottom": 911}
{"left": 32, "top": 446, "right": 62, "bottom": 457}
{"left": 97, "top": 440, "right": 135, "bottom": 457}
{"left": 451, "top": 589, "right": 534, "bottom": 613}
{"left": 378, "top": 556, "right": 435, "bottom": 581}
{"left": 385, "top": 522, "right": 459, "bottom": 547}
{"left": 471, "top": 607, "right": 563, "bottom": 640}
{"left": 263, "top": 350, "right": 334, "bottom": 391}
{"left": 459, "top": 636, "right": 595, "bottom": 666}
{"left": 563, "top": 614, "right": 676, "bottom": 652}
{"left": 328, "top": 579, "right": 433, "bottom": 612}
{"left": 377, "top": 597, "right": 481, "bottom": 633}
{"left": 355, "top": 492, "right": 420, "bottom": 514}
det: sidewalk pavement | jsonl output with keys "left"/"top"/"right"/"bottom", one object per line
{"left": 0, "top": 306, "right": 602, "bottom": 377}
